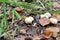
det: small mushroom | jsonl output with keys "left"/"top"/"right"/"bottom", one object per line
{"left": 44, "top": 12, "right": 51, "bottom": 18}
{"left": 40, "top": 15, "right": 46, "bottom": 18}
{"left": 50, "top": 18, "right": 58, "bottom": 24}
{"left": 25, "top": 16, "right": 34, "bottom": 24}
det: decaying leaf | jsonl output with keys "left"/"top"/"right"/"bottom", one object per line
{"left": 46, "top": 27, "right": 60, "bottom": 37}
{"left": 14, "top": 7, "right": 24, "bottom": 12}
{"left": 52, "top": 13, "right": 59, "bottom": 17}
{"left": 55, "top": 15, "right": 60, "bottom": 21}
{"left": 53, "top": 2, "right": 60, "bottom": 9}
{"left": 39, "top": 18, "right": 50, "bottom": 26}
{"left": 52, "top": 13, "right": 60, "bottom": 21}
{"left": 20, "top": 29, "right": 26, "bottom": 34}
{"left": 42, "top": 30, "right": 53, "bottom": 38}
{"left": 56, "top": 37, "right": 60, "bottom": 40}
{"left": 33, "top": 34, "right": 41, "bottom": 40}
{"left": 46, "top": 27, "right": 60, "bottom": 33}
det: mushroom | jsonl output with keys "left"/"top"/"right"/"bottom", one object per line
{"left": 40, "top": 12, "right": 51, "bottom": 18}
{"left": 25, "top": 16, "right": 34, "bottom": 24}
{"left": 40, "top": 15, "right": 46, "bottom": 18}
{"left": 44, "top": 12, "right": 51, "bottom": 18}
{"left": 50, "top": 18, "right": 58, "bottom": 24}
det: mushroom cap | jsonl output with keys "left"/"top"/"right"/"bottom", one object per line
{"left": 50, "top": 18, "right": 58, "bottom": 24}
{"left": 28, "top": 16, "right": 34, "bottom": 21}
{"left": 25, "top": 16, "right": 34, "bottom": 24}
{"left": 44, "top": 12, "right": 51, "bottom": 18}
{"left": 40, "top": 15, "right": 46, "bottom": 18}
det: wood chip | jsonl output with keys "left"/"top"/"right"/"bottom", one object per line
{"left": 39, "top": 18, "right": 50, "bottom": 26}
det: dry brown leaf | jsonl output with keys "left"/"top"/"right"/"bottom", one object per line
{"left": 46, "top": 27, "right": 60, "bottom": 37}
{"left": 53, "top": 2, "right": 60, "bottom": 9}
{"left": 14, "top": 7, "right": 24, "bottom": 12}
{"left": 19, "top": 38, "right": 24, "bottom": 40}
{"left": 56, "top": 37, "right": 60, "bottom": 40}
{"left": 52, "top": 32, "right": 57, "bottom": 37}
{"left": 46, "top": 27, "right": 60, "bottom": 33}
{"left": 52, "top": 13, "right": 60, "bottom": 21}
{"left": 39, "top": 18, "right": 50, "bottom": 26}
{"left": 42, "top": 30, "right": 53, "bottom": 38}
{"left": 52, "top": 13, "right": 59, "bottom": 17}
{"left": 20, "top": 29, "right": 26, "bottom": 34}
{"left": 56, "top": 15, "right": 60, "bottom": 21}
{"left": 33, "top": 34, "right": 41, "bottom": 40}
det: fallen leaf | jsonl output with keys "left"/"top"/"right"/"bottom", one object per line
{"left": 52, "top": 13, "right": 60, "bottom": 21}
{"left": 14, "top": 7, "right": 24, "bottom": 12}
{"left": 46, "top": 27, "right": 60, "bottom": 33}
{"left": 46, "top": 27, "right": 60, "bottom": 37}
{"left": 53, "top": 2, "right": 60, "bottom": 9}
{"left": 56, "top": 37, "right": 60, "bottom": 40}
{"left": 39, "top": 18, "right": 50, "bottom": 26}
{"left": 33, "top": 34, "right": 41, "bottom": 40}
{"left": 52, "top": 13, "right": 59, "bottom": 17}
{"left": 42, "top": 30, "right": 53, "bottom": 38}
{"left": 20, "top": 29, "right": 26, "bottom": 34}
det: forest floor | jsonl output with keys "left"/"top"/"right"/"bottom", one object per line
{"left": 0, "top": 0, "right": 60, "bottom": 40}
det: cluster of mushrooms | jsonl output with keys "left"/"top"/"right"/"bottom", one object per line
{"left": 24, "top": 12, "right": 60, "bottom": 40}
{"left": 14, "top": 7, "right": 60, "bottom": 40}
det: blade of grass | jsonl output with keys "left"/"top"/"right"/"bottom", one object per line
{"left": 11, "top": 10, "right": 23, "bottom": 20}
{"left": 0, "top": 0, "right": 40, "bottom": 9}
{"left": 11, "top": 10, "right": 14, "bottom": 24}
